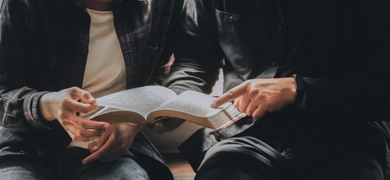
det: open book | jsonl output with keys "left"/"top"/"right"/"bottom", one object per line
{"left": 89, "top": 85, "right": 246, "bottom": 130}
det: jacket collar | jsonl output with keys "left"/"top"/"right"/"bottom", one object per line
{"left": 72, "top": 0, "right": 126, "bottom": 9}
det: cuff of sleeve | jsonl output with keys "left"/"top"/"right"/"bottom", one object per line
{"left": 24, "top": 91, "right": 56, "bottom": 129}
{"left": 292, "top": 74, "right": 305, "bottom": 106}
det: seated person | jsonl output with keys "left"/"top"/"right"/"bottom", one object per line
{"left": 0, "top": 0, "right": 183, "bottom": 179}
{"left": 166, "top": 0, "right": 390, "bottom": 179}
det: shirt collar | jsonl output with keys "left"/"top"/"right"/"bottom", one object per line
{"left": 73, "top": 0, "right": 126, "bottom": 9}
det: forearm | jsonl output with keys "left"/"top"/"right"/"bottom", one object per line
{"left": 164, "top": 0, "right": 224, "bottom": 94}
{"left": 163, "top": 56, "right": 221, "bottom": 95}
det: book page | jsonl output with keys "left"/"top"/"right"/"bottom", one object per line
{"left": 89, "top": 107, "right": 146, "bottom": 124}
{"left": 93, "top": 86, "right": 177, "bottom": 118}
{"left": 149, "top": 90, "right": 229, "bottom": 119}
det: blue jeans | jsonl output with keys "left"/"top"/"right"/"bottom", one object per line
{"left": 0, "top": 147, "right": 149, "bottom": 180}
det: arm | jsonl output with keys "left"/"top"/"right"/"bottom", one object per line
{"left": 163, "top": 0, "right": 223, "bottom": 94}
{"left": 0, "top": 0, "right": 49, "bottom": 132}
{"left": 0, "top": 1, "right": 109, "bottom": 137}
{"left": 213, "top": 0, "right": 390, "bottom": 122}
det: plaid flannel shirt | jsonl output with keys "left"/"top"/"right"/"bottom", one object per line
{"left": 0, "top": 0, "right": 181, "bottom": 166}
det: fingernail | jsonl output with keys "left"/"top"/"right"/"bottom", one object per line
{"left": 88, "top": 97, "right": 96, "bottom": 103}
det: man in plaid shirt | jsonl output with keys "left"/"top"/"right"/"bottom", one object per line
{"left": 0, "top": 0, "right": 182, "bottom": 179}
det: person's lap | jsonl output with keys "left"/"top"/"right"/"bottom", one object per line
{"left": 195, "top": 136, "right": 384, "bottom": 180}
{"left": 0, "top": 156, "right": 56, "bottom": 180}
{"left": 0, "top": 147, "right": 149, "bottom": 180}
{"left": 284, "top": 146, "right": 384, "bottom": 180}
{"left": 65, "top": 148, "right": 149, "bottom": 180}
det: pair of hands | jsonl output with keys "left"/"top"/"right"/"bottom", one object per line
{"left": 211, "top": 77, "right": 299, "bottom": 119}
{"left": 39, "top": 87, "right": 140, "bottom": 164}
{"left": 37, "top": 77, "right": 298, "bottom": 163}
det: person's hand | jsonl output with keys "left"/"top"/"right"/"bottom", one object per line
{"left": 211, "top": 78, "right": 296, "bottom": 119}
{"left": 82, "top": 123, "right": 141, "bottom": 164}
{"left": 39, "top": 87, "right": 109, "bottom": 141}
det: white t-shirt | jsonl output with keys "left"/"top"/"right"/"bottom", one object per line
{"left": 70, "top": 9, "right": 127, "bottom": 148}
{"left": 82, "top": 8, "right": 126, "bottom": 100}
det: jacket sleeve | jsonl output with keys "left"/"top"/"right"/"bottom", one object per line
{"left": 0, "top": 0, "right": 54, "bottom": 133}
{"left": 162, "top": 0, "right": 223, "bottom": 95}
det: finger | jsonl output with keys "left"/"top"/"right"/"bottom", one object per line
{"left": 240, "top": 86, "right": 262, "bottom": 114}
{"left": 65, "top": 87, "right": 97, "bottom": 110}
{"left": 64, "top": 116, "right": 108, "bottom": 139}
{"left": 211, "top": 83, "right": 247, "bottom": 108}
{"left": 60, "top": 121, "right": 79, "bottom": 139}
{"left": 79, "top": 119, "right": 109, "bottom": 130}
{"left": 68, "top": 87, "right": 96, "bottom": 103}
{"left": 79, "top": 90, "right": 97, "bottom": 105}
{"left": 239, "top": 98, "right": 251, "bottom": 114}
{"left": 82, "top": 132, "right": 113, "bottom": 164}
{"left": 90, "top": 127, "right": 111, "bottom": 152}
{"left": 245, "top": 103, "right": 259, "bottom": 117}
{"left": 78, "top": 128, "right": 104, "bottom": 137}
{"left": 82, "top": 151, "right": 102, "bottom": 164}
{"left": 74, "top": 129, "right": 103, "bottom": 142}
{"left": 67, "top": 115, "right": 109, "bottom": 130}
{"left": 252, "top": 104, "right": 267, "bottom": 119}
{"left": 73, "top": 135, "right": 97, "bottom": 142}
{"left": 88, "top": 141, "right": 98, "bottom": 153}
{"left": 83, "top": 144, "right": 106, "bottom": 164}
{"left": 62, "top": 122, "right": 102, "bottom": 142}
{"left": 233, "top": 97, "right": 242, "bottom": 109}
{"left": 64, "top": 99, "right": 97, "bottom": 114}
{"left": 237, "top": 86, "right": 253, "bottom": 113}
{"left": 60, "top": 120, "right": 95, "bottom": 142}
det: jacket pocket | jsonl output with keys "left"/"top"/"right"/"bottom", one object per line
{"left": 144, "top": 37, "right": 167, "bottom": 58}
{"left": 139, "top": 37, "right": 168, "bottom": 85}
{"left": 215, "top": 10, "right": 269, "bottom": 77}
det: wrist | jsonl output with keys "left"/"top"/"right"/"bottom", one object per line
{"left": 39, "top": 93, "right": 56, "bottom": 121}
{"left": 291, "top": 74, "right": 305, "bottom": 107}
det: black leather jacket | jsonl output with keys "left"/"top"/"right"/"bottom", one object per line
{"left": 166, "top": 0, "right": 390, "bottom": 176}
